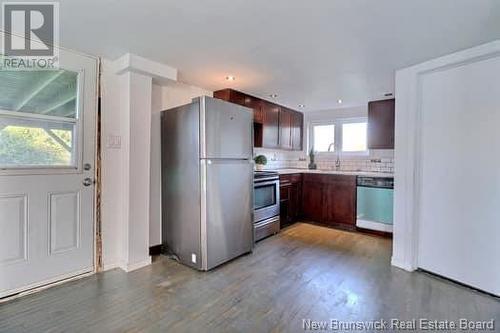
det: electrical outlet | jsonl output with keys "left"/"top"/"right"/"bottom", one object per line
{"left": 191, "top": 253, "right": 197, "bottom": 264}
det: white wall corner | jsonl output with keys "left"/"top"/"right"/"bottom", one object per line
{"left": 105, "top": 59, "right": 156, "bottom": 273}
{"left": 390, "top": 257, "right": 416, "bottom": 272}
{"left": 110, "top": 53, "right": 178, "bottom": 86}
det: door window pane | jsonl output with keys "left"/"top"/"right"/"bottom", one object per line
{"left": 0, "top": 117, "right": 75, "bottom": 168}
{"left": 0, "top": 69, "right": 79, "bottom": 168}
{"left": 342, "top": 122, "right": 367, "bottom": 152}
{"left": 313, "top": 124, "right": 335, "bottom": 152}
{"left": 0, "top": 70, "right": 78, "bottom": 118}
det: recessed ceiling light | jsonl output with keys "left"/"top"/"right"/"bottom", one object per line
{"left": 337, "top": 99, "right": 343, "bottom": 104}
{"left": 225, "top": 75, "right": 236, "bottom": 81}
{"left": 298, "top": 104, "right": 305, "bottom": 108}
{"left": 269, "top": 93, "right": 278, "bottom": 98}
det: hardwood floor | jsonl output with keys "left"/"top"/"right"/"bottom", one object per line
{"left": 1, "top": 223, "right": 498, "bottom": 332}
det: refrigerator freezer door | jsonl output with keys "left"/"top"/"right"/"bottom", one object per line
{"left": 200, "top": 96, "right": 253, "bottom": 159}
{"left": 201, "top": 159, "right": 253, "bottom": 270}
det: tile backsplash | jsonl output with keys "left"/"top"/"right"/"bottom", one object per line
{"left": 254, "top": 148, "right": 394, "bottom": 173}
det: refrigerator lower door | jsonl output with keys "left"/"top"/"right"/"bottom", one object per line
{"left": 199, "top": 96, "right": 253, "bottom": 160}
{"left": 201, "top": 159, "right": 253, "bottom": 270}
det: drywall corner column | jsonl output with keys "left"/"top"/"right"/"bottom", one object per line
{"left": 119, "top": 71, "right": 153, "bottom": 271}
{"left": 109, "top": 53, "right": 177, "bottom": 272}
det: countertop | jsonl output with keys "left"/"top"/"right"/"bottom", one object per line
{"left": 267, "top": 168, "right": 394, "bottom": 178}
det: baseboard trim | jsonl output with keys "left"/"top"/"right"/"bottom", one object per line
{"left": 103, "top": 262, "right": 120, "bottom": 271}
{"left": 122, "top": 257, "right": 152, "bottom": 272}
{"left": 149, "top": 244, "right": 162, "bottom": 256}
{"left": 391, "top": 256, "right": 416, "bottom": 272}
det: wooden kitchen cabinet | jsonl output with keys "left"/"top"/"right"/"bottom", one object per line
{"left": 279, "top": 108, "right": 303, "bottom": 150}
{"left": 279, "top": 173, "right": 302, "bottom": 227}
{"left": 368, "top": 98, "right": 395, "bottom": 149}
{"left": 213, "top": 88, "right": 303, "bottom": 150}
{"left": 291, "top": 111, "right": 303, "bottom": 150}
{"left": 279, "top": 108, "right": 293, "bottom": 150}
{"left": 302, "top": 174, "right": 325, "bottom": 223}
{"left": 213, "top": 88, "right": 264, "bottom": 123}
{"left": 301, "top": 174, "right": 357, "bottom": 230}
{"left": 322, "top": 175, "right": 357, "bottom": 229}
{"left": 262, "top": 102, "right": 280, "bottom": 148}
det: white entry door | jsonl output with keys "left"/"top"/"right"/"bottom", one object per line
{"left": 0, "top": 47, "right": 97, "bottom": 298}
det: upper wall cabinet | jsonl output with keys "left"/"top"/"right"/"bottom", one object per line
{"left": 214, "top": 89, "right": 303, "bottom": 150}
{"left": 262, "top": 102, "right": 280, "bottom": 149}
{"left": 291, "top": 111, "right": 304, "bottom": 151}
{"left": 367, "top": 98, "right": 395, "bottom": 149}
{"left": 279, "top": 108, "right": 292, "bottom": 150}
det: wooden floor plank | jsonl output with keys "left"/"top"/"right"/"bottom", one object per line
{"left": 0, "top": 223, "right": 498, "bottom": 332}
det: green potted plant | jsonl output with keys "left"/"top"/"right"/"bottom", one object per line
{"left": 308, "top": 148, "right": 317, "bottom": 169}
{"left": 254, "top": 155, "right": 267, "bottom": 171}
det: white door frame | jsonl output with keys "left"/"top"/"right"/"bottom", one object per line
{"left": 391, "top": 40, "right": 500, "bottom": 271}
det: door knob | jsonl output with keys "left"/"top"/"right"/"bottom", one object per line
{"left": 83, "top": 178, "right": 94, "bottom": 186}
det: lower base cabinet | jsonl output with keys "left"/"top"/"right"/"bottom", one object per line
{"left": 301, "top": 176, "right": 324, "bottom": 222}
{"left": 301, "top": 174, "right": 357, "bottom": 230}
{"left": 279, "top": 174, "right": 302, "bottom": 228}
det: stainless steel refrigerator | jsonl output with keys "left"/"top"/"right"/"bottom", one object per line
{"left": 161, "top": 96, "right": 254, "bottom": 270}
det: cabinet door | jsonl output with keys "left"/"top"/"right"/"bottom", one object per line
{"left": 291, "top": 111, "right": 303, "bottom": 151}
{"left": 213, "top": 89, "right": 264, "bottom": 124}
{"left": 262, "top": 102, "right": 280, "bottom": 148}
{"left": 302, "top": 180, "right": 324, "bottom": 222}
{"left": 279, "top": 108, "right": 292, "bottom": 150}
{"left": 289, "top": 181, "right": 302, "bottom": 221}
{"left": 240, "top": 94, "right": 263, "bottom": 124}
{"left": 279, "top": 183, "right": 291, "bottom": 227}
{"left": 323, "top": 176, "right": 357, "bottom": 228}
{"left": 368, "top": 98, "right": 395, "bottom": 149}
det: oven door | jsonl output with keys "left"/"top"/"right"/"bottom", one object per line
{"left": 254, "top": 179, "right": 280, "bottom": 222}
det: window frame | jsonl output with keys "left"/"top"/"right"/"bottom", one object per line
{"left": 308, "top": 117, "right": 369, "bottom": 157}
{"left": 0, "top": 69, "right": 84, "bottom": 174}
{"left": 310, "top": 122, "right": 336, "bottom": 153}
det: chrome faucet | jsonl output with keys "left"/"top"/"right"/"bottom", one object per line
{"left": 327, "top": 143, "right": 341, "bottom": 171}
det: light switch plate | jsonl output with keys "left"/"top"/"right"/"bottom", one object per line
{"left": 106, "top": 135, "right": 121, "bottom": 149}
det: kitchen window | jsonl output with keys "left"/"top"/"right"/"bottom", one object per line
{"left": 310, "top": 118, "right": 368, "bottom": 154}
{"left": 342, "top": 122, "right": 367, "bottom": 152}
{"left": 312, "top": 124, "right": 335, "bottom": 152}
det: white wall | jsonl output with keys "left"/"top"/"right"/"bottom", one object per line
{"left": 101, "top": 54, "right": 180, "bottom": 270}
{"left": 100, "top": 58, "right": 124, "bottom": 269}
{"left": 149, "top": 81, "right": 212, "bottom": 246}
{"left": 305, "top": 105, "right": 367, "bottom": 123}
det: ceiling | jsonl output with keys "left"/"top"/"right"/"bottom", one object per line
{"left": 58, "top": 0, "right": 500, "bottom": 111}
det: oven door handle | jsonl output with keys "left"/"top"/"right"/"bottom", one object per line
{"left": 254, "top": 180, "right": 279, "bottom": 187}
